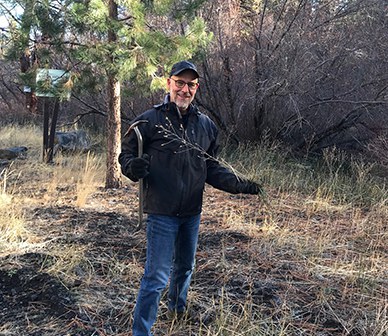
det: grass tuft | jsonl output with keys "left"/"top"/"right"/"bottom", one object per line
{"left": 0, "top": 168, "right": 29, "bottom": 251}
{"left": 75, "top": 151, "right": 103, "bottom": 207}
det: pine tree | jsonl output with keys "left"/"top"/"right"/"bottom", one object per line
{"left": 3, "top": 0, "right": 212, "bottom": 188}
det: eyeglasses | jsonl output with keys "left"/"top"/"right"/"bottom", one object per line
{"left": 170, "top": 78, "right": 199, "bottom": 90}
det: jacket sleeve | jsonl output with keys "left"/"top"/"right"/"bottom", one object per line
{"left": 119, "top": 116, "right": 150, "bottom": 182}
{"left": 119, "top": 131, "right": 139, "bottom": 182}
{"left": 205, "top": 124, "right": 250, "bottom": 194}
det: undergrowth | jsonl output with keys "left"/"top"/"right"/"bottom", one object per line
{"left": 222, "top": 142, "right": 387, "bottom": 207}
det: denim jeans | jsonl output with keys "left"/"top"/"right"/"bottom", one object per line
{"left": 132, "top": 213, "right": 201, "bottom": 336}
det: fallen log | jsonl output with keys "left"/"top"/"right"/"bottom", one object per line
{"left": 0, "top": 147, "right": 28, "bottom": 160}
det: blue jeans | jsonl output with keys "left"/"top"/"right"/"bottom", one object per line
{"left": 132, "top": 213, "right": 201, "bottom": 336}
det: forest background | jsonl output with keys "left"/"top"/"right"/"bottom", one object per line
{"left": 0, "top": 0, "right": 387, "bottom": 178}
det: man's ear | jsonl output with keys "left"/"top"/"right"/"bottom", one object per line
{"left": 166, "top": 78, "right": 172, "bottom": 93}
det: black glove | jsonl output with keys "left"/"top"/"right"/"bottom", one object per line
{"left": 239, "top": 181, "right": 265, "bottom": 196}
{"left": 127, "top": 154, "right": 150, "bottom": 179}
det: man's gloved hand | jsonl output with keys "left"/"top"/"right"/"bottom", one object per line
{"left": 128, "top": 154, "right": 150, "bottom": 179}
{"left": 240, "top": 181, "right": 266, "bottom": 196}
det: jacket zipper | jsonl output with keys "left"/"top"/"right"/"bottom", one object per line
{"left": 176, "top": 107, "right": 187, "bottom": 217}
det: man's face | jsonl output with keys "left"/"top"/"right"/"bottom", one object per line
{"left": 167, "top": 70, "right": 199, "bottom": 113}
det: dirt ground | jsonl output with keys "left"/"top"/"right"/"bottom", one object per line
{"left": 0, "top": 159, "right": 386, "bottom": 336}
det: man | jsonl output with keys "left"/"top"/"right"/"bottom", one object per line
{"left": 119, "top": 60, "right": 263, "bottom": 336}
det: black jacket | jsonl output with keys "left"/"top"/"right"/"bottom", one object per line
{"left": 119, "top": 99, "right": 251, "bottom": 217}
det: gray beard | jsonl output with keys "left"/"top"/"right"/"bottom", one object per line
{"left": 176, "top": 101, "right": 189, "bottom": 112}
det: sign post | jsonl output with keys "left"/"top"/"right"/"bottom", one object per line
{"left": 35, "top": 69, "right": 71, "bottom": 163}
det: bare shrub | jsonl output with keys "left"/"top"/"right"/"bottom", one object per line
{"left": 197, "top": 0, "right": 388, "bottom": 156}
{"left": 367, "top": 132, "right": 388, "bottom": 169}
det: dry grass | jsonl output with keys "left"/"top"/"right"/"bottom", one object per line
{"left": 0, "top": 124, "right": 387, "bottom": 336}
{"left": 75, "top": 152, "right": 104, "bottom": 207}
{"left": 0, "top": 167, "right": 30, "bottom": 253}
{"left": 0, "top": 123, "right": 41, "bottom": 156}
{"left": 45, "top": 150, "right": 104, "bottom": 208}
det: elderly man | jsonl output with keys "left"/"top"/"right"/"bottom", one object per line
{"left": 119, "top": 60, "right": 263, "bottom": 336}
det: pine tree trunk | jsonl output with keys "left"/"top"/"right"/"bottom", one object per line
{"left": 105, "top": 75, "right": 122, "bottom": 188}
{"left": 105, "top": 0, "right": 122, "bottom": 189}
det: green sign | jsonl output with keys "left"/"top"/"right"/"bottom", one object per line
{"left": 36, "top": 69, "right": 71, "bottom": 99}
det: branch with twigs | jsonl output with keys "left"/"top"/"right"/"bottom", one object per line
{"left": 156, "top": 115, "right": 268, "bottom": 202}
{"left": 156, "top": 117, "right": 260, "bottom": 186}
{"left": 157, "top": 121, "right": 242, "bottom": 179}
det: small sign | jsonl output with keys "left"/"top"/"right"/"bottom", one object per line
{"left": 36, "top": 69, "right": 71, "bottom": 99}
